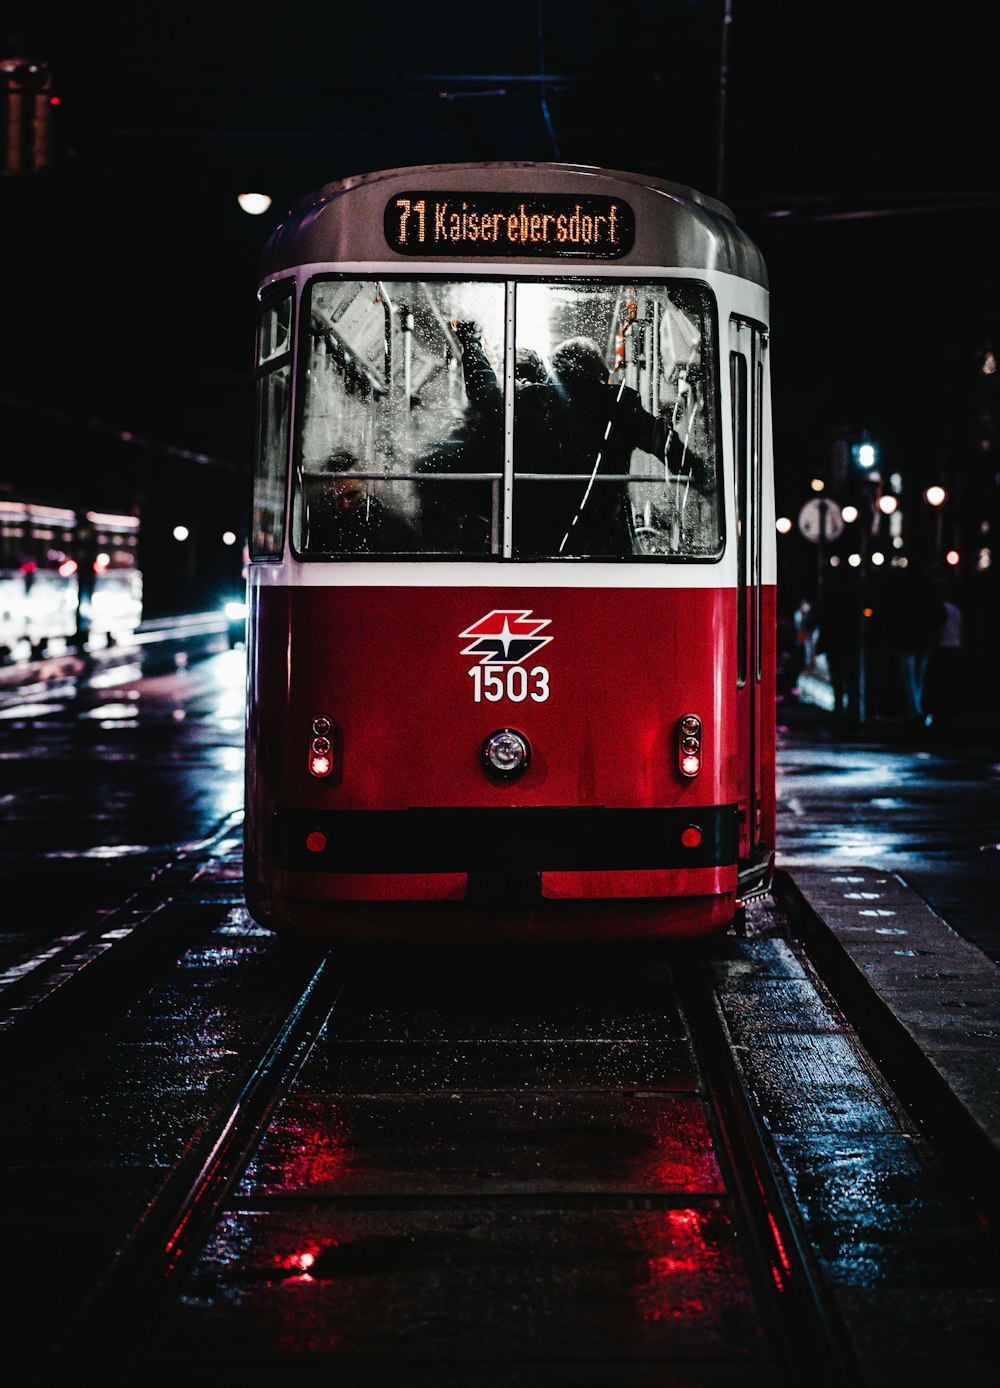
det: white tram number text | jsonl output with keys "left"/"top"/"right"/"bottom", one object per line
{"left": 468, "top": 664, "right": 550, "bottom": 703}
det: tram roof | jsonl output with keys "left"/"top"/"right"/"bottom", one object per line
{"left": 260, "top": 162, "right": 768, "bottom": 290}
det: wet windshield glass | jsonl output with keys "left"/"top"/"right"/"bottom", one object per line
{"left": 512, "top": 281, "right": 720, "bottom": 558}
{"left": 297, "top": 280, "right": 504, "bottom": 556}
{"left": 295, "top": 278, "right": 719, "bottom": 559}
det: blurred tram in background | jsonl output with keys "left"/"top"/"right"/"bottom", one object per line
{"left": 0, "top": 496, "right": 142, "bottom": 660}
{"left": 244, "top": 162, "right": 775, "bottom": 941}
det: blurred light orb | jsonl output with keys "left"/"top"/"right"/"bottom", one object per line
{"left": 925, "top": 485, "right": 947, "bottom": 507}
{"left": 775, "top": 516, "right": 792, "bottom": 534}
{"left": 946, "top": 549, "right": 960, "bottom": 566}
{"left": 810, "top": 477, "right": 825, "bottom": 492}
{"left": 871, "top": 551, "right": 885, "bottom": 565}
{"left": 841, "top": 504, "right": 859, "bottom": 523}
{"left": 858, "top": 443, "right": 876, "bottom": 468}
{"left": 172, "top": 525, "right": 189, "bottom": 542}
{"left": 238, "top": 192, "right": 272, "bottom": 216}
{"left": 848, "top": 553, "right": 862, "bottom": 568}
{"left": 222, "top": 531, "right": 237, "bottom": 546}
{"left": 878, "top": 494, "right": 898, "bottom": 514}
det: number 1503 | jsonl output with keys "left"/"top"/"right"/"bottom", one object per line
{"left": 468, "top": 664, "right": 550, "bottom": 703}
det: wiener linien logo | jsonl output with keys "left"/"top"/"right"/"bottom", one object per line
{"left": 459, "top": 609, "right": 552, "bottom": 703}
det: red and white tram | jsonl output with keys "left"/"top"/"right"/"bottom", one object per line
{"left": 0, "top": 496, "right": 142, "bottom": 661}
{"left": 244, "top": 163, "right": 775, "bottom": 940}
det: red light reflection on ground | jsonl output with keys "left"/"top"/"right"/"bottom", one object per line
{"left": 636, "top": 1104, "right": 724, "bottom": 1193}
{"left": 279, "top": 1248, "right": 320, "bottom": 1283}
{"left": 637, "top": 1208, "right": 722, "bottom": 1324}
{"left": 275, "top": 1113, "right": 351, "bottom": 1190}
{"left": 767, "top": 1211, "right": 791, "bottom": 1291}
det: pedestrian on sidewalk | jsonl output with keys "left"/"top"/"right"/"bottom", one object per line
{"left": 924, "top": 568, "right": 963, "bottom": 734}
{"left": 815, "top": 568, "right": 858, "bottom": 723}
{"left": 883, "top": 562, "right": 946, "bottom": 727}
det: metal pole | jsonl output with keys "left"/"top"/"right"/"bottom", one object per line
{"left": 857, "top": 504, "right": 872, "bottom": 726}
{"left": 716, "top": 0, "right": 734, "bottom": 199}
{"left": 857, "top": 566, "right": 867, "bottom": 725}
{"left": 817, "top": 497, "right": 828, "bottom": 616}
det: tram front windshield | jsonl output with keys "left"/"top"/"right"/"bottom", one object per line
{"left": 293, "top": 278, "right": 721, "bottom": 560}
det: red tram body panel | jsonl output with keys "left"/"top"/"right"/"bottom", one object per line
{"left": 243, "top": 163, "right": 776, "bottom": 941}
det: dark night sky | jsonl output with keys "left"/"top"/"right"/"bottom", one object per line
{"left": 3, "top": 1, "right": 1000, "bottom": 606}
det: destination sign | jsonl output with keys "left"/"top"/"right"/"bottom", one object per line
{"left": 384, "top": 193, "right": 635, "bottom": 258}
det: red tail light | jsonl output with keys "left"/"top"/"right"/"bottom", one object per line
{"left": 309, "top": 715, "right": 334, "bottom": 777}
{"left": 678, "top": 713, "right": 702, "bottom": 777}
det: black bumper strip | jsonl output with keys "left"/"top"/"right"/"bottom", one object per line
{"left": 274, "top": 805, "right": 738, "bottom": 874}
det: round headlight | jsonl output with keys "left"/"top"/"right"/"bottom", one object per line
{"left": 482, "top": 728, "right": 531, "bottom": 778}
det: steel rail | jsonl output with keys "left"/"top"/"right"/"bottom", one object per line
{"left": 43, "top": 951, "right": 339, "bottom": 1388}
{"left": 0, "top": 809, "right": 244, "bottom": 1046}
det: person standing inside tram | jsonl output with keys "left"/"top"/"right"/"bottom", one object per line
{"left": 451, "top": 321, "right": 710, "bottom": 557}
{"left": 307, "top": 450, "right": 419, "bottom": 554}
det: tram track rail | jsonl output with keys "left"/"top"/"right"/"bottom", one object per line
{"left": 7, "top": 886, "right": 993, "bottom": 1385}
{"left": 49, "top": 953, "right": 341, "bottom": 1388}
{"left": 0, "top": 810, "right": 244, "bottom": 1049}
{"left": 36, "top": 935, "right": 868, "bottom": 1387}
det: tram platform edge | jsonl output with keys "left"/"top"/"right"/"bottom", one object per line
{"left": 773, "top": 864, "right": 1000, "bottom": 1229}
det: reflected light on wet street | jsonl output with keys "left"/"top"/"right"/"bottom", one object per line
{"left": 638, "top": 1208, "right": 725, "bottom": 1324}
{"left": 213, "top": 649, "right": 247, "bottom": 731}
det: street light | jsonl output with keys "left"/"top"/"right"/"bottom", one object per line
{"left": 238, "top": 193, "right": 272, "bottom": 216}
{"left": 924, "top": 486, "right": 947, "bottom": 557}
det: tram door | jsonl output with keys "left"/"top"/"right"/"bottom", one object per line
{"left": 730, "top": 319, "right": 766, "bottom": 863}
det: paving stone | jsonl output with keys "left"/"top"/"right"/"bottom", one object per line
{"left": 144, "top": 1206, "right": 764, "bottom": 1367}
{"left": 240, "top": 1092, "right": 724, "bottom": 1197}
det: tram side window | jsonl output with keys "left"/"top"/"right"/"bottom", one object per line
{"left": 259, "top": 290, "right": 292, "bottom": 365}
{"left": 511, "top": 280, "right": 721, "bottom": 559}
{"left": 295, "top": 279, "right": 505, "bottom": 557}
{"left": 0, "top": 516, "right": 25, "bottom": 570}
{"left": 251, "top": 287, "right": 294, "bottom": 560}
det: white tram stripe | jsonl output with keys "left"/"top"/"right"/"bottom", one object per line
{"left": 251, "top": 558, "right": 741, "bottom": 589}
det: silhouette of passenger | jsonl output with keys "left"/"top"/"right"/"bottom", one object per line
{"left": 306, "top": 451, "right": 418, "bottom": 554}
{"left": 453, "top": 322, "right": 709, "bottom": 557}
{"left": 514, "top": 346, "right": 549, "bottom": 384}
